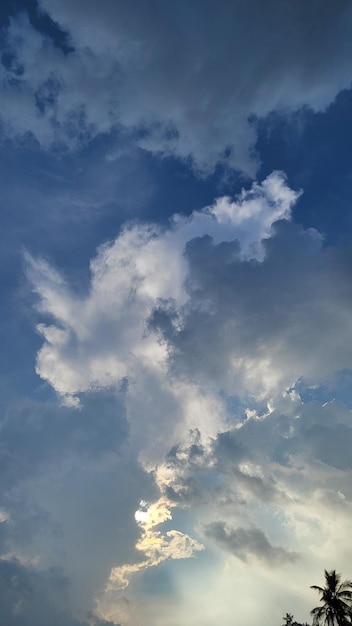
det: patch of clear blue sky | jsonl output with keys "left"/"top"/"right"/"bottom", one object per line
{"left": 295, "top": 371, "right": 352, "bottom": 409}
{"left": 256, "top": 88, "right": 352, "bottom": 244}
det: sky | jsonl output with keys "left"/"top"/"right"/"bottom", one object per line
{"left": 2, "top": 1, "right": 352, "bottom": 625}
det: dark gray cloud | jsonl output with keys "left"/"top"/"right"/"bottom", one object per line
{"left": 0, "top": 559, "right": 118, "bottom": 626}
{"left": 213, "top": 429, "right": 247, "bottom": 464}
{"left": 0, "top": 0, "right": 351, "bottom": 173}
{"left": 0, "top": 391, "right": 128, "bottom": 487}
{"left": 203, "top": 521, "right": 298, "bottom": 566}
{"left": 272, "top": 399, "right": 352, "bottom": 470}
{"left": 304, "top": 423, "right": 352, "bottom": 470}
{"left": 211, "top": 397, "right": 352, "bottom": 475}
{"left": 0, "top": 391, "right": 157, "bottom": 622}
{"left": 150, "top": 221, "right": 352, "bottom": 397}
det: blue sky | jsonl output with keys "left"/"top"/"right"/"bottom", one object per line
{"left": 2, "top": 2, "right": 352, "bottom": 625}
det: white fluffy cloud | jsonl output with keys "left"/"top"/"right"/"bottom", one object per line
{"left": 27, "top": 170, "right": 352, "bottom": 410}
{"left": 2, "top": 1, "right": 352, "bottom": 173}
{"left": 27, "top": 172, "right": 297, "bottom": 406}
{"left": 23, "top": 171, "right": 352, "bottom": 625}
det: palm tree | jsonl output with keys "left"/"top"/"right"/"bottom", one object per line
{"left": 310, "top": 570, "right": 352, "bottom": 626}
{"left": 282, "top": 614, "right": 294, "bottom": 626}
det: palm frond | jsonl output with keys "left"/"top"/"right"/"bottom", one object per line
{"left": 310, "top": 570, "right": 352, "bottom": 626}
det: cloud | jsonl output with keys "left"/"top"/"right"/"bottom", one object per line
{"left": 203, "top": 521, "right": 298, "bottom": 565}
{"left": 152, "top": 220, "right": 352, "bottom": 399}
{"left": 0, "top": 391, "right": 129, "bottom": 515}
{"left": 0, "top": 12, "right": 120, "bottom": 150}
{"left": 1, "top": 1, "right": 352, "bottom": 173}
{"left": 0, "top": 559, "right": 118, "bottom": 626}
{"left": 108, "top": 497, "right": 204, "bottom": 591}
{"left": 21, "top": 170, "right": 352, "bottom": 625}
{"left": 3, "top": 3, "right": 352, "bottom": 624}
{"left": 26, "top": 172, "right": 298, "bottom": 407}
{"left": 272, "top": 398, "right": 352, "bottom": 471}
{"left": 109, "top": 521, "right": 204, "bottom": 590}
{"left": 0, "top": 392, "right": 156, "bottom": 623}
{"left": 105, "top": 393, "right": 352, "bottom": 621}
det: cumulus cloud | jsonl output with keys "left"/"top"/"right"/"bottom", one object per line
{"left": 1, "top": 1, "right": 352, "bottom": 173}
{"left": 27, "top": 169, "right": 352, "bottom": 411}
{"left": 26, "top": 172, "right": 298, "bottom": 406}
{"left": 25, "top": 169, "right": 352, "bottom": 498}
{"left": 21, "top": 170, "right": 352, "bottom": 625}
{"left": 153, "top": 220, "right": 352, "bottom": 399}
{"left": 97, "top": 391, "right": 352, "bottom": 624}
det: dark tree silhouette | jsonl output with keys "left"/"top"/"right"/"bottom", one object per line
{"left": 282, "top": 611, "right": 310, "bottom": 626}
{"left": 282, "top": 614, "right": 294, "bottom": 626}
{"left": 310, "top": 570, "right": 352, "bottom": 626}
